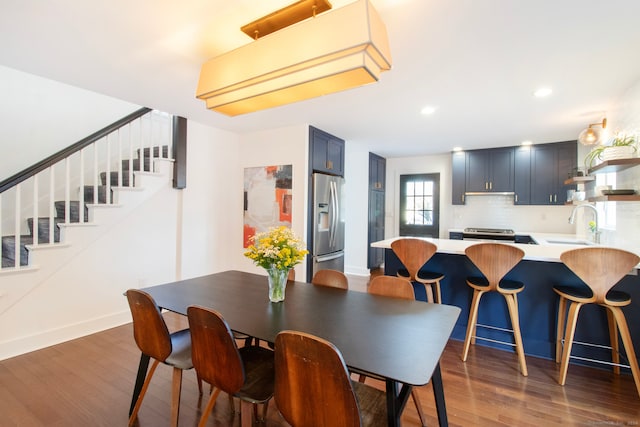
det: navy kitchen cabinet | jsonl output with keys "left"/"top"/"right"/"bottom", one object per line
{"left": 530, "top": 141, "right": 576, "bottom": 205}
{"left": 310, "top": 126, "right": 345, "bottom": 176}
{"left": 451, "top": 151, "right": 466, "bottom": 205}
{"left": 465, "top": 147, "right": 514, "bottom": 193}
{"left": 514, "top": 145, "right": 532, "bottom": 205}
{"left": 368, "top": 153, "right": 386, "bottom": 269}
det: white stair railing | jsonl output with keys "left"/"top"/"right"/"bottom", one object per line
{"left": 0, "top": 109, "right": 173, "bottom": 271}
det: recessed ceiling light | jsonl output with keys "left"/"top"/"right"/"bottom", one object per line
{"left": 452, "top": 147, "right": 463, "bottom": 152}
{"left": 421, "top": 106, "right": 437, "bottom": 115}
{"left": 533, "top": 87, "right": 552, "bottom": 98}
{"left": 521, "top": 140, "right": 533, "bottom": 146}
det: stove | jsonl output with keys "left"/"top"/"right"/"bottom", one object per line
{"left": 462, "top": 227, "right": 516, "bottom": 241}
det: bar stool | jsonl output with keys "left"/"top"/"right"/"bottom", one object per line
{"left": 554, "top": 247, "right": 640, "bottom": 397}
{"left": 391, "top": 238, "right": 445, "bottom": 303}
{"left": 461, "top": 243, "right": 528, "bottom": 376}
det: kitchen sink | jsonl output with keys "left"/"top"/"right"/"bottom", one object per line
{"left": 544, "top": 238, "right": 595, "bottom": 246}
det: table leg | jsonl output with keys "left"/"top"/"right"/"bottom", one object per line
{"left": 385, "top": 379, "right": 411, "bottom": 427}
{"left": 431, "top": 362, "right": 449, "bottom": 426}
{"left": 129, "top": 353, "right": 150, "bottom": 416}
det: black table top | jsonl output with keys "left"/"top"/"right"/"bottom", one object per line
{"left": 144, "top": 270, "right": 460, "bottom": 386}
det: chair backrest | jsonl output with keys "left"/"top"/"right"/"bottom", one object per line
{"left": 275, "top": 330, "right": 362, "bottom": 427}
{"left": 126, "top": 289, "right": 172, "bottom": 362}
{"left": 368, "top": 275, "right": 415, "bottom": 300}
{"left": 391, "top": 238, "right": 437, "bottom": 281}
{"left": 187, "top": 305, "right": 245, "bottom": 394}
{"left": 312, "top": 269, "right": 349, "bottom": 289}
{"left": 464, "top": 243, "right": 524, "bottom": 291}
{"left": 560, "top": 247, "right": 640, "bottom": 304}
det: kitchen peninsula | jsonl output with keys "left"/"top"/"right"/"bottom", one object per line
{"left": 372, "top": 236, "right": 640, "bottom": 366}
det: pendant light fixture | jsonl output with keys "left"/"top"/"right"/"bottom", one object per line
{"left": 196, "top": 0, "right": 392, "bottom": 116}
{"left": 578, "top": 117, "right": 607, "bottom": 146}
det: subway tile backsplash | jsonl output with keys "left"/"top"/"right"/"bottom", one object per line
{"left": 451, "top": 195, "right": 575, "bottom": 233}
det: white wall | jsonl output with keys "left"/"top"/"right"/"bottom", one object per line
{"left": 343, "top": 142, "right": 371, "bottom": 276}
{"left": 236, "top": 125, "right": 310, "bottom": 280}
{"left": 0, "top": 65, "right": 139, "bottom": 180}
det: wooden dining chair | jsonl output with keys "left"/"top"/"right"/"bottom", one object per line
{"left": 461, "top": 243, "right": 528, "bottom": 376}
{"left": 274, "top": 330, "right": 387, "bottom": 427}
{"left": 391, "top": 238, "right": 445, "bottom": 303}
{"left": 365, "top": 275, "right": 427, "bottom": 426}
{"left": 555, "top": 247, "right": 640, "bottom": 397}
{"left": 126, "top": 289, "right": 202, "bottom": 427}
{"left": 187, "top": 305, "right": 275, "bottom": 427}
{"left": 312, "top": 268, "right": 349, "bottom": 289}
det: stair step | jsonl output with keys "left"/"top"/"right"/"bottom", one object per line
{"left": 82, "top": 185, "right": 112, "bottom": 204}
{"left": 54, "top": 201, "right": 88, "bottom": 222}
{"left": 1, "top": 235, "right": 30, "bottom": 266}
{"left": 121, "top": 158, "right": 152, "bottom": 173}
{"left": 99, "top": 171, "right": 133, "bottom": 187}
{"left": 137, "top": 145, "right": 169, "bottom": 159}
{"left": 27, "top": 217, "right": 62, "bottom": 243}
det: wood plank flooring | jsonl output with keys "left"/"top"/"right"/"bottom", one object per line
{"left": 1, "top": 272, "right": 638, "bottom": 426}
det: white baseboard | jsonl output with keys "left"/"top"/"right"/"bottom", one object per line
{"left": 0, "top": 310, "right": 131, "bottom": 361}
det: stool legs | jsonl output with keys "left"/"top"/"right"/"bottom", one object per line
{"left": 606, "top": 309, "right": 620, "bottom": 375}
{"left": 462, "top": 288, "right": 527, "bottom": 376}
{"left": 461, "top": 289, "right": 484, "bottom": 361}
{"left": 504, "top": 293, "right": 528, "bottom": 376}
{"left": 557, "top": 301, "right": 584, "bottom": 386}
{"left": 555, "top": 296, "right": 567, "bottom": 363}
{"left": 607, "top": 306, "right": 640, "bottom": 398}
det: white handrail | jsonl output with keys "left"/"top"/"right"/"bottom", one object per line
{"left": 0, "top": 110, "right": 173, "bottom": 270}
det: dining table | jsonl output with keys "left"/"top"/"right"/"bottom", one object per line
{"left": 130, "top": 270, "right": 460, "bottom": 426}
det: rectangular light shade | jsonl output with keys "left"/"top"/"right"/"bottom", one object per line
{"left": 196, "top": 0, "right": 392, "bottom": 116}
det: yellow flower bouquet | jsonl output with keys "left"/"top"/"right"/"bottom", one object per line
{"left": 244, "top": 226, "right": 308, "bottom": 302}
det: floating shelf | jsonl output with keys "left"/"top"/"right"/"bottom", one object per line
{"left": 588, "top": 158, "right": 640, "bottom": 174}
{"left": 589, "top": 195, "right": 640, "bottom": 202}
{"left": 564, "top": 176, "right": 595, "bottom": 185}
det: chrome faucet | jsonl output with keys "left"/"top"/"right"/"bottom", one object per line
{"left": 568, "top": 204, "right": 600, "bottom": 243}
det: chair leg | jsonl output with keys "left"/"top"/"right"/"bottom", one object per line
{"left": 555, "top": 296, "right": 567, "bottom": 364}
{"left": 433, "top": 280, "right": 442, "bottom": 304}
{"left": 504, "top": 293, "right": 528, "bottom": 376}
{"left": 558, "top": 301, "right": 583, "bottom": 386}
{"left": 170, "top": 368, "right": 183, "bottom": 427}
{"left": 128, "top": 359, "right": 160, "bottom": 427}
{"left": 198, "top": 388, "right": 221, "bottom": 427}
{"left": 411, "top": 388, "right": 427, "bottom": 427}
{"left": 462, "top": 289, "right": 483, "bottom": 362}
{"left": 423, "top": 282, "right": 435, "bottom": 304}
{"left": 607, "top": 306, "right": 640, "bottom": 398}
{"left": 605, "top": 307, "right": 621, "bottom": 375}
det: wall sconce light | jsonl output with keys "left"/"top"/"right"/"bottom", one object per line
{"left": 578, "top": 117, "right": 607, "bottom": 146}
{"left": 196, "top": 0, "right": 392, "bottom": 116}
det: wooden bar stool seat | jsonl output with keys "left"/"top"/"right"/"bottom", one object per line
{"left": 554, "top": 247, "right": 640, "bottom": 397}
{"left": 391, "top": 238, "right": 445, "bottom": 303}
{"left": 461, "top": 243, "right": 528, "bottom": 376}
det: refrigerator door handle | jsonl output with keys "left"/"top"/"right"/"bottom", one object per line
{"left": 329, "top": 180, "right": 337, "bottom": 248}
{"left": 315, "top": 251, "right": 344, "bottom": 262}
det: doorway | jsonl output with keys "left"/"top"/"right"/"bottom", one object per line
{"left": 399, "top": 173, "right": 440, "bottom": 237}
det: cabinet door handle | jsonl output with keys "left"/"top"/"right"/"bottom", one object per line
{"left": 462, "top": 194, "right": 465, "bottom": 203}
{"left": 549, "top": 194, "right": 552, "bottom": 203}
{"left": 489, "top": 181, "right": 493, "bottom": 190}
{"left": 326, "top": 160, "right": 333, "bottom": 170}
{"left": 554, "top": 194, "right": 557, "bottom": 203}
{"left": 485, "top": 182, "right": 488, "bottom": 190}
{"left": 515, "top": 194, "right": 518, "bottom": 203}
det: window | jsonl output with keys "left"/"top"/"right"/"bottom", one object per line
{"left": 399, "top": 173, "right": 440, "bottom": 237}
{"left": 595, "top": 173, "right": 616, "bottom": 229}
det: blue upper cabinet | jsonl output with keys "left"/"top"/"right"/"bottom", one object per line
{"left": 465, "top": 147, "right": 515, "bottom": 193}
{"left": 310, "top": 126, "right": 345, "bottom": 176}
{"left": 451, "top": 151, "right": 466, "bottom": 205}
{"left": 530, "top": 141, "right": 576, "bottom": 205}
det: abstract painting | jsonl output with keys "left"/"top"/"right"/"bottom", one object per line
{"left": 243, "top": 164, "right": 293, "bottom": 248}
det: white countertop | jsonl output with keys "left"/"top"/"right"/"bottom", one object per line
{"left": 371, "top": 232, "right": 621, "bottom": 264}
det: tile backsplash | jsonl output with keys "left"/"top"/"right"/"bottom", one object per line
{"left": 451, "top": 195, "right": 575, "bottom": 233}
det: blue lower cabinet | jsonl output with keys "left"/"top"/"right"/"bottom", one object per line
{"left": 384, "top": 250, "right": 640, "bottom": 366}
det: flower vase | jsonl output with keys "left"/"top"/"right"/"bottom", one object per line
{"left": 267, "top": 267, "right": 289, "bottom": 302}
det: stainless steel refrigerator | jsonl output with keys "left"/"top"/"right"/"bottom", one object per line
{"left": 311, "top": 173, "right": 345, "bottom": 277}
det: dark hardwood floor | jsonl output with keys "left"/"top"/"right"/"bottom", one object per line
{"left": 1, "top": 271, "right": 638, "bottom": 426}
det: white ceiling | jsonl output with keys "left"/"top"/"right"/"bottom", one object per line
{"left": 2, "top": 0, "right": 640, "bottom": 158}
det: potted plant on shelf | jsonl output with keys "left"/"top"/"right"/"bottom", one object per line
{"left": 584, "top": 134, "right": 637, "bottom": 170}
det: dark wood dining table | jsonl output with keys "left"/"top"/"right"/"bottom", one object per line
{"left": 131, "top": 270, "right": 460, "bottom": 426}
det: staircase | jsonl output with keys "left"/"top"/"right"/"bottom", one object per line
{"left": 0, "top": 109, "right": 174, "bottom": 272}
